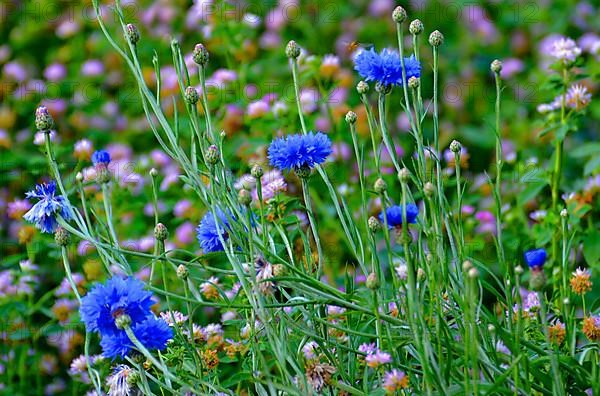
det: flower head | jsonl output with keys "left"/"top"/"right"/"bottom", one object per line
{"left": 582, "top": 316, "right": 600, "bottom": 342}
{"left": 570, "top": 268, "right": 592, "bottom": 295}
{"left": 106, "top": 364, "right": 133, "bottom": 396}
{"left": 549, "top": 321, "right": 566, "bottom": 345}
{"left": 354, "top": 48, "right": 420, "bottom": 87}
{"left": 365, "top": 349, "right": 392, "bottom": 368}
{"left": 524, "top": 248, "right": 546, "bottom": 269}
{"left": 23, "top": 181, "right": 73, "bottom": 233}
{"left": 268, "top": 132, "right": 332, "bottom": 172}
{"left": 549, "top": 37, "right": 581, "bottom": 64}
{"left": 196, "top": 209, "right": 231, "bottom": 253}
{"left": 383, "top": 369, "right": 409, "bottom": 394}
{"left": 91, "top": 150, "right": 111, "bottom": 166}
{"left": 566, "top": 84, "right": 592, "bottom": 110}
{"left": 378, "top": 204, "right": 419, "bottom": 228}
{"left": 80, "top": 277, "right": 172, "bottom": 359}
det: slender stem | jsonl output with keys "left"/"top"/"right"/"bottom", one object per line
{"left": 301, "top": 177, "right": 323, "bottom": 276}
{"left": 101, "top": 183, "right": 120, "bottom": 247}
{"left": 552, "top": 67, "right": 568, "bottom": 266}
{"left": 291, "top": 58, "right": 308, "bottom": 135}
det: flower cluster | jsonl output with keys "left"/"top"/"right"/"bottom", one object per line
{"left": 80, "top": 277, "right": 172, "bottom": 358}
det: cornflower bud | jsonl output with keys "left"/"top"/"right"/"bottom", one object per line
{"left": 177, "top": 264, "right": 189, "bottom": 279}
{"left": 285, "top": 40, "right": 301, "bottom": 58}
{"left": 251, "top": 164, "right": 264, "bottom": 179}
{"left": 193, "top": 43, "right": 209, "bottom": 65}
{"left": 374, "top": 178, "right": 387, "bottom": 194}
{"left": 125, "top": 23, "right": 140, "bottom": 45}
{"left": 54, "top": 226, "right": 70, "bottom": 246}
{"left": 392, "top": 6, "right": 407, "bottom": 23}
{"left": 490, "top": 59, "right": 503, "bottom": 74}
{"left": 356, "top": 81, "right": 369, "bottom": 94}
{"left": 409, "top": 19, "right": 424, "bottom": 35}
{"left": 206, "top": 145, "right": 220, "bottom": 165}
{"left": 154, "top": 223, "right": 168, "bottom": 241}
{"left": 429, "top": 30, "right": 444, "bottom": 47}
{"left": 345, "top": 111, "right": 357, "bottom": 125}
{"left": 35, "top": 106, "right": 54, "bottom": 131}
{"left": 366, "top": 272, "right": 380, "bottom": 290}
{"left": 184, "top": 86, "right": 199, "bottom": 105}
{"left": 449, "top": 140, "right": 461, "bottom": 153}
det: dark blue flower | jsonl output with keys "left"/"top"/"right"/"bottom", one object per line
{"left": 378, "top": 204, "right": 419, "bottom": 228}
{"left": 196, "top": 208, "right": 231, "bottom": 253}
{"left": 92, "top": 150, "right": 111, "bottom": 166}
{"left": 268, "top": 131, "right": 332, "bottom": 171}
{"left": 80, "top": 277, "right": 171, "bottom": 359}
{"left": 100, "top": 317, "right": 173, "bottom": 359}
{"left": 23, "top": 181, "right": 73, "bottom": 233}
{"left": 524, "top": 248, "right": 546, "bottom": 269}
{"left": 354, "top": 48, "right": 420, "bottom": 87}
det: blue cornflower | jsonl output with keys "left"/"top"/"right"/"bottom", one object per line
{"left": 524, "top": 248, "right": 547, "bottom": 269}
{"left": 23, "top": 181, "right": 73, "bottom": 233}
{"left": 268, "top": 131, "right": 332, "bottom": 172}
{"left": 100, "top": 317, "right": 173, "bottom": 359}
{"left": 378, "top": 204, "right": 419, "bottom": 228}
{"left": 196, "top": 208, "right": 231, "bottom": 253}
{"left": 354, "top": 48, "right": 420, "bottom": 87}
{"left": 92, "top": 150, "right": 111, "bottom": 166}
{"left": 80, "top": 277, "right": 172, "bottom": 359}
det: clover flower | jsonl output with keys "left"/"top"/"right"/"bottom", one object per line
{"left": 268, "top": 131, "right": 332, "bottom": 174}
{"left": 565, "top": 84, "right": 592, "bottom": 110}
{"left": 365, "top": 349, "right": 392, "bottom": 368}
{"left": 383, "top": 369, "right": 409, "bottom": 394}
{"left": 305, "top": 361, "right": 335, "bottom": 392}
{"left": 79, "top": 277, "right": 172, "bottom": 359}
{"left": 582, "top": 315, "right": 600, "bottom": 341}
{"left": 549, "top": 37, "right": 581, "bottom": 64}
{"left": 23, "top": 181, "right": 73, "bottom": 233}
{"left": 302, "top": 341, "right": 319, "bottom": 360}
{"left": 353, "top": 48, "right": 420, "bottom": 87}
{"left": 196, "top": 208, "right": 231, "bottom": 253}
{"left": 524, "top": 248, "right": 546, "bottom": 269}
{"left": 570, "top": 267, "right": 592, "bottom": 295}
{"left": 378, "top": 204, "right": 419, "bottom": 228}
{"left": 549, "top": 321, "right": 566, "bottom": 345}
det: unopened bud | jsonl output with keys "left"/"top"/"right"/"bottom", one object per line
{"left": 76, "top": 172, "right": 84, "bottom": 182}
{"left": 429, "top": 30, "right": 444, "bottom": 47}
{"left": 345, "top": 111, "right": 357, "bottom": 125}
{"left": 392, "top": 6, "right": 407, "bottom": 23}
{"left": 366, "top": 272, "right": 380, "bottom": 290}
{"left": 154, "top": 223, "right": 168, "bottom": 241}
{"left": 206, "top": 145, "right": 220, "bottom": 165}
{"left": 408, "top": 77, "right": 420, "bottom": 89}
{"left": 423, "top": 182, "right": 435, "bottom": 197}
{"left": 356, "top": 81, "right": 369, "bottom": 94}
{"left": 449, "top": 140, "right": 461, "bottom": 153}
{"left": 193, "top": 43, "right": 209, "bottom": 65}
{"left": 468, "top": 267, "right": 479, "bottom": 279}
{"left": 490, "top": 59, "right": 503, "bottom": 74}
{"left": 285, "top": 40, "right": 301, "bottom": 58}
{"left": 374, "top": 178, "right": 387, "bottom": 194}
{"left": 515, "top": 265, "right": 524, "bottom": 275}
{"left": 368, "top": 216, "right": 381, "bottom": 233}
{"left": 250, "top": 165, "right": 263, "bottom": 180}
{"left": 560, "top": 209, "right": 567, "bottom": 218}
{"left": 125, "top": 23, "right": 140, "bottom": 44}
{"left": 149, "top": 168, "right": 158, "bottom": 177}
{"left": 54, "top": 227, "right": 70, "bottom": 246}
{"left": 176, "top": 264, "right": 189, "bottom": 279}
{"left": 184, "top": 86, "right": 199, "bottom": 104}
{"left": 398, "top": 168, "right": 410, "bottom": 183}
{"left": 238, "top": 188, "right": 252, "bottom": 206}
{"left": 35, "top": 106, "right": 54, "bottom": 131}
{"left": 375, "top": 82, "right": 391, "bottom": 95}
{"left": 417, "top": 268, "right": 426, "bottom": 281}
{"left": 409, "top": 19, "right": 424, "bottom": 35}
